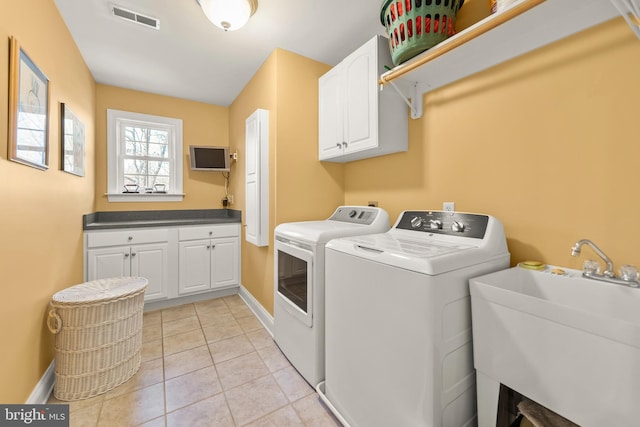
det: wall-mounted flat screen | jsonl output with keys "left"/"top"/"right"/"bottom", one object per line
{"left": 189, "top": 145, "right": 230, "bottom": 172}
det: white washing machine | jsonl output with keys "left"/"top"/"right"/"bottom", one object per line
{"left": 317, "top": 210, "right": 510, "bottom": 427}
{"left": 273, "top": 206, "right": 390, "bottom": 387}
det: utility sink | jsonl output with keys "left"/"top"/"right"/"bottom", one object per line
{"left": 470, "top": 266, "right": 640, "bottom": 427}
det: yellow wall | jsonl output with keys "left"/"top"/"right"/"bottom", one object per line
{"left": 94, "top": 85, "right": 230, "bottom": 211}
{"left": 345, "top": 18, "right": 640, "bottom": 271}
{"left": 0, "top": 0, "right": 96, "bottom": 403}
{"left": 229, "top": 49, "right": 343, "bottom": 313}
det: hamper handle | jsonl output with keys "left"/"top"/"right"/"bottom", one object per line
{"left": 47, "top": 309, "right": 62, "bottom": 334}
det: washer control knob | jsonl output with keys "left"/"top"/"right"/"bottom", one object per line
{"left": 410, "top": 216, "right": 423, "bottom": 229}
{"left": 349, "top": 210, "right": 357, "bottom": 218}
{"left": 429, "top": 219, "right": 443, "bottom": 230}
{"left": 452, "top": 221, "right": 465, "bottom": 232}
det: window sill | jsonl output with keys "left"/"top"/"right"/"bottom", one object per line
{"left": 106, "top": 193, "right": 185, "bottom": 203}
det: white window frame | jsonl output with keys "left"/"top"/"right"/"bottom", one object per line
{"left": 107, "top": 109, "right": 184, "bottom": 202}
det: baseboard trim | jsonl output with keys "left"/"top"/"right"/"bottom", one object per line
{"left": 27, "top": 360, "right": 55, "bottom": 404}
{"left": 238, "top": 285, "right": 274, "bottom": 336}
{"left": 143, "top": 286, "right": 239, "bottom": 312}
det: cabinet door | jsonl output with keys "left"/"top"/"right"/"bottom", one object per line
{"left": 130, "top": 242, "right": 168, "bottom": 301}
{"left": 343, "top": 37, "right": 378, "bottom": 154}
{"left": 318, "top": 67, "right": 344, "bottom": 160}
{"left": 178, "top": 240, "right": 211, "bottom": 294}
{"left": 211, "top": 237, "right": 239, "bottom": 289}
{"left": 87, "top": 247, "right": 130, "bottom": 281}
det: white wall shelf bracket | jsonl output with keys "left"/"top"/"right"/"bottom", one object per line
{"left": 609, "top": 0, "right": 640, "bottom": 40}
{"left": 384, "top": 79, "right": 423, "bottom": 119}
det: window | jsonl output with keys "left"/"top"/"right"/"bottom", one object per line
{"left": 107, "top": 109, "right": 183, "bottom": 202}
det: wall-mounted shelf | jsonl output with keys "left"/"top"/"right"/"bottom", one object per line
{"left": 380, "top": 0, "right": 629, "bottom": 119}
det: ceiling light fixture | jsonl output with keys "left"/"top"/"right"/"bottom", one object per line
{"left": 197, "top": 0, "right": 258, "bottom": 31}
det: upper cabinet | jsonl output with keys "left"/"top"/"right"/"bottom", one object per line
{"left": 319, "top": 35, "right": 408, "bottom": 162}
{"left": 379, "top": 0, "right": 629, "bottom": 119}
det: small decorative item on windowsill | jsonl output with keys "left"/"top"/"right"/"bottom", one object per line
{"left": 380, "top": 0, "right": 465, "bottom": 66}
{"left": 123, "top": 184, "right": 139, "bottom": 193}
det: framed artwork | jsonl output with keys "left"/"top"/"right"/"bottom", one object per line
{"left": 8, "top": 36, "right": 50, "bottom": 170}
{"left": 61, "top": 103, "right": 85, "bottom": 176}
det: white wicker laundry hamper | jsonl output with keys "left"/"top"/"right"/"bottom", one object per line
{"left": 48, "top": 277, "right": 147, "bottom": 401}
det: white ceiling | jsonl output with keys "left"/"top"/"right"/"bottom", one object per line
{"left": 54, "top": 0, "right": 387, "bottom": 106}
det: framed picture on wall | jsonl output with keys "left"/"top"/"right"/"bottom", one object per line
{"left": 8, "top": 36, "right": 50, "bottom": 170}
{"left": 61, "top": 103, "right": 85, "bottom": 176}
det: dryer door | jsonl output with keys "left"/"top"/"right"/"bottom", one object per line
{"left": 274, "top": 237, "right": 314, "bottom": 327}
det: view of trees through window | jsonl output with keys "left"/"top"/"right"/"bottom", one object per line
{"left": 123, "top": 125, "right": 170, "bottom": 190}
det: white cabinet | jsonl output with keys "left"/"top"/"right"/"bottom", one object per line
{"left": 85, "top": 229, "right": 169, "bottom": 302}
{"left": 178, "top": 224, "right": 240, "bottom": 295}
{"left": 319, "top": 35, "right": 408, "bottom": 162}
{"left": 245, "top": 109, "right": 269, "bottom": 247}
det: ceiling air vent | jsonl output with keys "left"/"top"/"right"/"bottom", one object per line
{"left": 112, "top": 5, "right": 160, "bottom": 30}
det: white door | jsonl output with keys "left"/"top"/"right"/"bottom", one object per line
{"left": 318, "top": 66, "right": 344, "bottom": 160}
{"left": 179, "top": 240, "right": 211, "bottom": 294}
{"left": 131, "top": 242, "right": 168, "bottom": 301}
{"left": 343, "top": 37, "right": 377, "bottom": 154}
{"left": 245, "top": 109, "right": 269, "bottom": 247}
{"left": 211, "top": 237, "right": 239, "bottom": 289}
{"left": 87, "top": 246, "right": 130, "bottom": 280}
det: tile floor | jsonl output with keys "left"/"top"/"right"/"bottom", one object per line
{"left": 48, "top": 295, "right": 341, "bottom": 427}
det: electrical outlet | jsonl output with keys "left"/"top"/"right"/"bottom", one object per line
{"left": 443, "top": 202, "right": 455, "bottom": 213}
{"left": 228, "top": 195, "right": 234, "bottom": 204}
{"left": 368, "top": 201, "right": 378, "bottom": 207}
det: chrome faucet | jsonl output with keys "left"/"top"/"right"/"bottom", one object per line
{"left": 571, "top": 239, "right": 639, "bottom": 288}
{"left": 571, "top": 239, "right": 615, "bottom": 277}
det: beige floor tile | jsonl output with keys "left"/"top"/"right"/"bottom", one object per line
{"left": 197, "top": 309, "right": 236, "bottom": 327}
{"left": 246, "top": 328, "right": 274, "bottom": 350}
{"left": 163, "top": 329, "right": 206, "bottom": 356}
{"left": 98, "top": 382, "right": 165, "bottom": 426}
{"left": 224, "top": 375, "right": 289, "bottom": 426}
{"left": 164, "top": 366, "right": 223, "bottom": 413}
{"left": 273, "top": 366, "right": 314, "bottom": 402}
{"left": 143, "top": 310, "right": 162, "bottom": 326}
{"left": 142, "top": 338, "right": 163, "bottom": 362}
{"left": 164, "top": 345, "right": 213, "bottom": 380}
{"left": 230, "top": 304, "right": 254, "bottom": 319}
{"left": 142, "top": 323, "right": 162, "bottom": 343}
{"left": 292, "top": 395, "right": 341, "bottom": 427}
{"left": 138, "top": 416, "right": 166, "bottom": 427}
{"left": 222, "top": 294, "right": 245, "bottom": 308}
{"left": 194, "top": 298, "right": 229, "bottom": 314}
{"left": 202, "top": 319, "right": 243, "bottom": 343}
{"left": 216, "top": 352, "right": 270, "bottom": 390}
{"left": 104, "top": 357, "right": 164, "bottom": 399}
{"left": 236, "top": 315, "right": 263, "bottom": 333}
{"left": 245, "top": 405, "right": 304, "bottom": 427}
{"left": 68, "top": 402, "right": 102, "bottom": 427}
{"left": 162, "top": 315, "right": 201, "bottom": 338}
{"left": 208, "top": 334, "right": 255, "bottom": 364}
{"left": 166, "top": 393, "right": 234, "bottom": 427}
{"left": 48, "top": 393, "right": 105, "bottom": 413}
{"left": 162, "top": 304, "right": 196, "bottom": 323}
{"left": 258, "top": 345, "right": 291, "bottom": 373}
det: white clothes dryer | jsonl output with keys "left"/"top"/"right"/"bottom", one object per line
{"left": 317, "top": 210, "right": 510, "bottom": 427}
{"left": 273, "top": 206, "right": 390, "bottom": 387}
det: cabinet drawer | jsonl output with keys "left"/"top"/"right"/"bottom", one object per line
{"left": 86, "top": 228, "right": 169, "bottom": 248}
{"left": 179, "top": 224, "right": 239, "bottom": 241}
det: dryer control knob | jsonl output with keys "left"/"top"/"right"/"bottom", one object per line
{"left": 410, "top": 216, "right": 423, "bottom": 228}
{"left": 452, "top": 221, "right": 465, "bottom": 232}
{"left": 349, "top": 210, "right": 357, "bottom": 218}
{"left": 429, "top": 219, "right": 443, "bottom": 230}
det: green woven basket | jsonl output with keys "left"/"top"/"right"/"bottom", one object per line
{"left": 380, "top": 0, "right": 465, "bottom": 66}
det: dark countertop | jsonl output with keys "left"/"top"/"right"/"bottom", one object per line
{"left": 83, "top": 209, "right": 241, "bottom": 230}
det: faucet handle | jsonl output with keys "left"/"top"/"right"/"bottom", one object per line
{"left": 619, "top": 265, "right": 639, "bottom": 282}
{"left": 583, "top": 259, "right": 601, "bottom": 275}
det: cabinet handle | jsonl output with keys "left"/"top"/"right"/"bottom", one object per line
{"left": 206, "top": 245, "right": 211, "bottom": 249}
{"left": 211, "top": 244, "right": 216, "bottom": 249}
{"left": 131, "top": 253, "right": 136, "bottom": 257}
{"left": 128, "top": 236, "right": 133, "bottom": 241}
{"left": 124, "top": 253, "right": 130, "bottom": 258}
{"left": 342, "top": 142, "right": 348, "bottom": 148}
{"left": 336, "top": 143, "right": 341, "bottom": 148}
{"left": 209, "top": 231, "right": 213, "bottom": 236}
